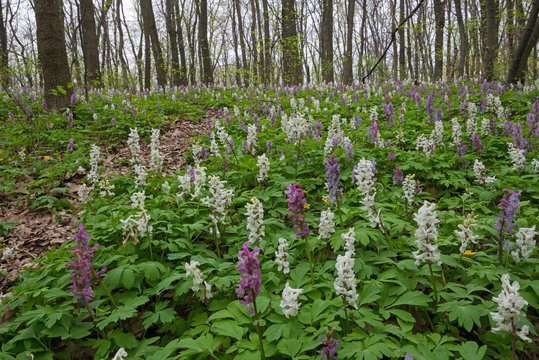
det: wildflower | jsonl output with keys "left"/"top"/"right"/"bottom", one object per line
{"left": 236, "top": 242, "right": 262, "bottom": 314}
{"left": 191, "top": 165, "right": 207, "bottom": 199}
{"left": 451, "top": 118, "right": 462, "bottom": 146}
{"left": 507, "top": 142, "right": 526, "bottom": 170}
{"left": 455, "top": 213, "right": 478, "bottom": 253}
{"left": 127, "top": 128, "right": 141, "bottom": 164}
{"left": 209, "top": 132, "right": 221, "bottom": 158}
{"left": 325, "top": 154, "right": 342, "bottom": 206}
{"left": 511, "top": 226, "right": 536, "bottom": 263}
{"left": 490, "top": 274, "right": 531, "bottom": 342}
{"left": 531, "top": 159, "right": 539, "bottom": 173}
{"left": 318, "top": 208, "right": 336, "bottom": 240}
{"left": 353, "top": 159, "right": 380, "bottom": 227}
{"left": 202, "top": 175, "right": 234, "bottom": 237}
{"left": 162, "top": 181, "right": 170, "bottom": 193}
{"left": 77, "top": 184, "right": 93, "bottom": 204}
{"left": 430, "top": 120, "right": 444, "bottom": 146}
{"left": 402, "top": 174, "right": 416, "bottom": 205}
{"left": 246, "top": 124, "right": 258, "bottom": 155}
{"left": 177, "top": 173, "right": 192, "bottom": 199}
{"left": 413, "top": 201, "right": 441, "bottom": 266}
{"left": 334, "top": 244, "right": 358, "bottom": 308}
{"left": 494, "top": 189, "right": 522, "bottom": 236}
{"left": 65, "top": 224, "right": 106, "bottom": 303}
{"left": 245, "top": 197, "right": 265, "bottom": 245}
{"left": 471, "top": 134, "right": 483, "bottom": 153}
{"left": 285, "top": 183, "right": 309, "bottom": 239}
{"left": 275, "top": 238, "right": 290, "bottom": 273}
{"left": 282, "top": 112, "right": 309, "bottom": 144}
{"left": 456, "top": 141, "right": 467, "bottom": 159}
{"left": 87, "top": 144, "right": 101, "bottom": 185}
{"left": 67, "top": 139, "right": 74, "bottom": 153}
{"left": 416, "top": 134, "right": 435, "bottom": 158}
{"left": 150, "top": 128, "right": 164, "bottom": 171}
{"left": 2, "top": 246, "right": 15, "bottom": 260}
{"left": 463, "top": 250, "right": 476, "bottom": 256}
{"left": 191, "top": 144, "right": 203, "bottom": 164}
{"left": 393, "top": 165, "right": 403, "bottom": 185}
{"left": 280, "top": 282, "right": 303, "bottom": 318}
{"left": 133, "top": 164, "right": 148, "bottom": 187}
{"left": 473, "top": 159, "right": 496, "bottom": 185}
{"left": 404, "top": 353, "right": 413, "bottom": 360}
{"left": 318, "top": 328, "right": 339, "bottom": 360}
{"left": 112, "top": 348, "right": 128, "bottom": 360}
{"left": 257, "top": 154, "right": 270, "bottom": 183}
{"left": 341, "top": 228, "right": 356, "bottom": 255}
{"left": 185, "top": 260, "right": 203, "bottom": 292}
{"left": 99, "top": 177, "right": 115, "bottom": 197}
{"left": 130, "top": 190, "right": 146, "bottom": 209}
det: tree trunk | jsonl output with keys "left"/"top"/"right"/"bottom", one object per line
{"left": 34, "top": 0, "right": 72, "bottom": 110}
{"left": 144, "top": 31, "right": 151, "bottom": 89}
{"left": 231, "top": 0, "right": 241, "bottom": 86}
{"left": 507, "top": 0, "right": 539, "bottom": 83}
{"left": 261, "top": 0, "right": 271, "bottom": 84}
{"left": 320, "top": 0, "right": 334, "bottom": 83}
{"left": 343, "top": 0, "right": 355, "bottom": 84}
{"left": 433, "top": 0, "right": 444, "bottom": 80}
{"left": 281, "top": 0, "right": 302, "bottom": 85}
{"left": 399, "top": 0, "right": 405, "bottom": 79}
{"left": 481, "top": 0, "right": 499, "bottom": 81}
{"left": 80, "top": 0, "right": 102, "bottom": 88}
{"left": 249, "top": 0, "right": 258, "bottom": 81}
{"left": 454, "top": 0, "right": 468, "bottom": 78}
{"left": 235, "top": 0, "right": 248, "bottom": 85}
{"left": 174, "top": 0, "right": 189, "bottom": 85}
{"left": 196, "top": 0, "right": 213, "bottom": 84}
{"left": 140, "top": 0, "right": 167, "bottom": 87}
{"left": 166, "top": 0, "right": 181, "bottom": 86}
{"left": 0, "top": 0, "right": 9, "bottom": 87}
{"left": 115, "top": 0, "right": 129, "bottom": 88}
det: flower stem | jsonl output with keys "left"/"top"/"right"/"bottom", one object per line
{"left": 511, "top": 321, "right": 517, "bottom": 360}
{"left": 343, "top": 297, "right": 351, "bottom": 334}
{"left": 214, "top": 221, "right": 221, "bottom": 257}
{"left": 304, "top": 235, "right": 314, "bottom": 284}
{"left": 93, "top": 270, "right": 117, "bottom": 308}
{"left": 379, "top": 217, "right": 395, "bottom": 251}
{"left": 428, "top": 262, "right": 439, "bottom": 305}
{"left": 251, "top": 290, "right": 266, "bottom": 360}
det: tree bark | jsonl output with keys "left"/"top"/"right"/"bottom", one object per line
{"left": 34, "top": 0, "right": 72, "bottom": 110}
{"left": 0, "top": 0, "right": 9, "bottom": 87}
{"left": 281, "top": 0, "right": 302, "bottom": 85}
{"left": 231, "top": 0, "right": 241, "bottom": 85}
{"left": 433, "top": 0, "right": 445, "bottom": 80}
{"left": 399, "top": 0, "right": 405, "bottom": 79}
{"left": 343, "top": 0, "right": 355, "bottom": 84}
{"left": 80, "top": 0, "right": 102, "bottom": 88}
{"left": 174, "top": 0, "right": 189, "bottom": 85}
{"left": 196, "top": 0, "right": 213, "bottom": 84}
{"left": 235, "top": 0, "right": 248, "bottom": 85}
{"left": 261, "top": 0, "right": 271, "bottom": 84}
{"left": 320, "top": 0, "right": 334, "bottom": 83}
{"left": 166, "top": 0, "right": 181, "bottom": 86}
{"left": 507, "top": 0, "right": 539, "bottom": 83}
{"left": 140, "top": 0, "right": 167, "bottom": 87}
{"left": 481, "top": 0, "right": 499, "bottom": 81}
{"left": 115, "top": 0, "right": 129, "bottom": 88}
{"left": 454, "top": 0, "right": 468, "bottom": 78}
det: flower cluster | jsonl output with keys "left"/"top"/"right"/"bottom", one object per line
{"left": 455, "top": 213, "right": 478, "bottom": 253}
{"left": 413, "top": 201, "right": 441, "bottom": 266}
{"left": 282, "top": 112, "right": 309, "bottom": 144}
{"left": 150, "top": 128, "right": 164, "bottom": 171}
{"left": 402, "top": 174, "right": 416, "bottom": 205}
{"left": 65, "top": 224, "right": 106, "bottom": 303}
{"left": 246, "top": 124, "right": 258, "bottom": 154}
{"left": 245, "top": 197, "right": 265, "bottom": 245}
{"left": 494, "top": 189, "right": 522, "bottom": 236}
{"left": 127, "top": 128, "right": 141, "bottom": 164}
{"left": 325, "top": 154, "right": 342, "bottom": 205}
{"left": 191, "top": 165, "right": 207, "bottom": 199}
{"left": 393, "top": 165, "right": 403, "bottom": 185}
{"left": 430, "top": 120, "right": 444, "bottom": 146}
{"left": 133, "top": 164, "right": 148, "bottom": 187}
{"left": 507, "top": 142, "right": 526, "bottom": 170}
{"left": 236, "top": 242, "right": 262, "bottom": 314}
{"left": 473, "top": 160, "right": 496, "bottom": 185}
{"left": 490, "top": 274, "right": 531, "bottom": 342}
{"left": 318, "top": 328, "right": 339, "bottom": 360}
{"left": 275, "top": 237, "right": 290, "bottom": 273}
{"left": 318, "top": 208, "right": 335, "bottom": 240}
{"left": 416, "top": 134, "right": 435, "bottom": 158}
{"left": 202, "top": 175, "right": 234, "bottom": 237}
{"left": 334, "top": 228, "right": 358, "bottom": 309}
{"left": 511, "top": 226, "right": 536, "bottom": 263}
{"left": 185, "top": 260, "right": 212, "bottom": 301}
{"left": 285, "top": 183, "right": 309, "bottom": 238}
{"left": 353, "top": 159, "right": 380, "bottom": 227}
{"left": 257, "top": 154, "right": 269, "bottom": 183}
{"left": 451, "top": 118, "right": 462, "bottom": 146}
{"left": 280, "top": 282, "right": 303, "bottom": 318}
{"left": 87, "top": 144, "right": 101, "bottom": 185}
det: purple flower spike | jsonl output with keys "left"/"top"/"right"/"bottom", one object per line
{"left": 325, "top": 154, "right": 342, "bottom": 206}
{"left": 404, "top": 353, "right": 414, "bottom": 360}
{"left": 393, "top": 165, "right": 403, "bottom": 185}
{"left": 236, "top": 242, "right": 262, "bottom": 314}
{"left": 319, "top": 329, "right": 339, "bottom": 360}
{"left": 285, "top": 183, "right": 309, "bottom": 239}
{"left": 65, "top": 224, "right": 106, "bottom": 303}
{"left": 494, "top": 189, "right": 522, "bottom": 235}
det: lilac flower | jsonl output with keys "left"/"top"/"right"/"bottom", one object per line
{"left": 388, "top": 150, "right": 395, "bottom": 161}
{"left": 312, "top": 121, "right": 323, "bottom": 141}
{"left": 494, "top": 189, "right": 522, "bottom": 235}
{"left": 471, "top": 134, "right": 483, "bottom": 153}
{"left": 318, "top": 329, "right": 339, "bottom": 360}
{"left": 285, "top": 183, "right": 309, "bottom": 239}
{"left": 70, "top": 93, "right": 77, "bottom": 106}
{"left": 393, "top": 166, "right": 403, "bottom": 185}
{"left": 325, "top": 154, "right": 343, "bottom": 206}
{"left": 344, "top": 142, "right": 354, "bottom": 161}
{"left": 67, "top": 139, "right": 74, "bottom": 153}
{"left": 67, "top": 112, "right": 73, "bottom": 128}
{"left": 266, "top": 140, "right": 273, "bottom": 153}
{"left": 404, "top": 353, "right": 413, "bottom": 360}
{"left": 238, "top": 118, "right": 246, "bottom": 132}
{"left": 235, "top": 242, "right": 262, "bottom": 314}
{"left": 111, "top": 117, "right": 117, "bottom": 126}
{"left": 456, "top": 141, "right": 467, "bottom": 159}
{"left": 65, "top": 224, "right": 106, "bottom": 303}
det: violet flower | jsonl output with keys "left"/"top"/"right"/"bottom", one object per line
{"left": 393, "top": 166, "right": 403, "bottom": 185}
{"left": 67, "top": 139, "right": 74, "bottom": 153}
{"left": 285, "top": 183, "right": 309, "bottom": 239}
{"left": 471, "top": 134, "right": 483, "bottom": 153}
{"left": 65, "top": 224, "right": 106, "bottom": 303}
{"left": 494, "top": 189, "right": 522, "bottom": 235}
{"left": 325, "top": 154, "right": 343, "bottom": 206}
{"left": 235, "top": 242, "right": 262, "bottom": 314}
{"left": 318, "top": 329, "right": 339, "bottom": 360}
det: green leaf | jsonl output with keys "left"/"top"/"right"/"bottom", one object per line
{"left": 263, "top": 324, "right": 285, "bottom": 342}
{"left": 359, "top": 282, "right": 382, "bottom": 306}
{"left": 211, "top": 320, "right": 246, "bottom": 340}
{"left": 389, "top": 291, "right": 431, "bottom": 308}
{"left": 437, "top": 300, "right": 485, "bottom": 332}
{"left": 277, "top": 337, "right": 301, "bottom": 358}
{"left": 111, "top": 330, "right": 138, "bottom": 349}
{"left": 458, "top": 341, "right": 487, "bottom": 360}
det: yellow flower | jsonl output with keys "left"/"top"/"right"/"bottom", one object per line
{"left": 304, "top": 203, "right": 310, "bottom": 209}
{"left": 303, "top": 189, "right": 308, "bottom": 194}
{"left": 322, "top": 197, "right": 329, "bottom": 204}
{"left": 43, "top": 156, "right": 51, "bottom": 161}
{"left": 166, "top": 198, "right": 173, "bottom": 203}
{"left": 463, "top": 250, "right": 476, "bottom": 256}
{"left": 0, "top": 158, "right": 3, "bottom": 161}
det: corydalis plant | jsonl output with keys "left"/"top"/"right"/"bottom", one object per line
{"left": 325, "top": 154, "right": 342, "bottom": 206}
{"left": 494, "top": 189, "right": 522, "bottom": 262}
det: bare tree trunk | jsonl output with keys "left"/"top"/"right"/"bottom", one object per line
{"left": 140, "top": 0, "right": 167, "bottom": 87}
{"left": 433, "top": 0, "right": 444, "bottom": 80}
{"left": 445, "top": 0, "right": 452, "bottom": 80}
{"left": 174, "top": 0, "right": 188, "bottom": 85}
{"left": 115, "top": 0, "right": 129, "bottom": 88}
{"left": 80, "top": 0, "right": 102, "bottom": 88}
{"left": 481, "top": 0, "right": 499, "bottom": 81}
{"left": 249, "top": 0, "right": 258, "bottom": 82}
{"left": 343, "top": 0, "right": 355, "bottom": 84}
{"left": 454, "top": 0, "right": 468, "bottom": 78}
{"left": 196, "top": 0, "right": 213, "bottom": 84}
{"left": 261, "top": 0, "right": 271, "bottom": 85}
{"left": 507, "top": 0, "right": 539, "bottom": 83}
{"left": 166, "top": 0, "right": 181, "bottom": 86}
{"left": 0, "top": 0, "right": 9, "bottom": 87}
{"left": 320, "top": 0, "right": 334, "bottom": 83}
{"left": 234, "top": 0, "right": 248, "bottom": 84}
{"left": 144, "top": 31, "right": 151, "bottom": 89}
{"left": 231, "top": 0, "right": 241, "bottom": 86}
{"left": 399, "top": 0, "right": 405, "bottom": 79}
{"left": 391, "top": 0, "right": 398, "bottom": 78}
{"left": 34, "top": 0, "right": 72, "bottom": 110}
{"left": 282, "top": 0, "right": 302, "bottom": 85}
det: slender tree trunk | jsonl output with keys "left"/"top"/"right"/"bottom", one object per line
{"left": 115, "top": 0, "right": 129, "bottom": 88}
{"left": 399, "top": 0, "right": 405, "bottom": 79}
{"left": 433, "top": 0, "right": 445, "bottom": 80}
{"left": 507, "top": 0, "right": 539, "bottom": 83}
{"left": 261, "top": 0, "right": 271, "bottom": 84}
{"left": 0, "top": 0, "right": 9, "bottom": 87}
{"left": 231, "top": 0, "right": 241, "bottom": 86}
{"left": 34, "top": 0, "right": 72, "bottom": 110}
{"left": 235, "top": 0, "right": 248, "bottom": 85}
{"left": 196, "top": 0, "right": 213, "bottom": 84}
{"left": 249, "top": 0, "right": 258, "bottom": 82}
{"left": 140, "top": 0, "right": 167, "bottom": 87}
{"left": 343, "top": 0, "right": 355, "bottom": 84}
{"left": 166, "top": 0, "right": 181, "bottom": 86}
{"left": 391, "top": 0, "right": 398, "bottom": 78}
{"left": 174, "top": 0, "right": 188, "bottom": 85}
{"left": 454, "top": 0, "right": 468, "bottom": 78}
{"left": 144, "top": 31, "right": 151, "bottom": 89}
{"left": 481, "top": 0, "right": 499, "bottom": 81}
{"left": 281, "top": 0, "right": 302, "bottom": 85}
{"left": 445, "top": 0, "right": 452, "bottom": 80}
{"left": 320, "top": 0, "right": 334, "bottom": 83}
{"left": 80, "top": 0, "right": 102, "bottom": 88}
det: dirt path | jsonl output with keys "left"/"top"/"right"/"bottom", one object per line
{"left": 0, "top": 112, "right": 216, "bottom": 293}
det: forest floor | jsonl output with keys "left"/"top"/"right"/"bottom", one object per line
{"left": 0, "top": 112, "right": 213, "bottom": 293}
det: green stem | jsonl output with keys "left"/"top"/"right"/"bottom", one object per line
{"left": 148, "top": 233, "right": 154, "bottom": 261}
{"left": 343, "top": 297, "right": 351, "bottom": 335}
{"left": 251, "top": 291, "right": 266, "bottom": 360}
{"left": 294, "top": 140, "right": 301, "bottom": 179}
{"left": 94, "top": 270, "right": 117, "bottom": 308}
{"left": 379, "top": 216, "right": 395, "bottom": 251}
{"left": 214, "top": 220, "right": 221, "bottom": 257}
{"left": 511, "top": 321, "right": 517, "bottom": 360}
{"left": 337, "top": 202, "right": 344, "bottom": 225}
{"left": 304, "top": 235, "right": 314, "bottom": 284}
{"left": 428, "top": 262, "right": 439, "bottom": 305}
